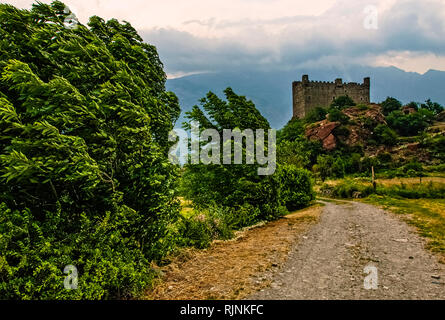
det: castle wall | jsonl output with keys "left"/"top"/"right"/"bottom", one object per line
{"left": 292, "top": 76, "right": 370, "bottom": 119}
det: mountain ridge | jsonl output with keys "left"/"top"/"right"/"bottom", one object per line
{"left": 167, "top": 65, "right": 445, "bottom": 129}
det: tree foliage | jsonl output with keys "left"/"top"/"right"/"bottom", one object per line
{"left": 181, "top": 88, "right": 289, "bottom": 222}
{"left": 381, "top": 97, "right": 402, "bottom": 115}
{"left": 0, "top": 2, "right": 180, "bottom": 299}
{"left": 386, "top": 108, "right": 435, "bottom": 136}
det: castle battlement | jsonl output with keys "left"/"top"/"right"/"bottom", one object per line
{"left": 292, "top": 75, "right": 370, "bottom": 118}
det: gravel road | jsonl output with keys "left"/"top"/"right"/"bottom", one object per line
{"left": 250, "top": 200, "right": 445, "bottom": 299}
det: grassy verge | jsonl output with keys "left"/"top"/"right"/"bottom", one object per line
{"left": 318, "top": 177, "right": 445, "bottom": 199}
{"left": 363, "top": 195, "right": 445, "bottom": 262}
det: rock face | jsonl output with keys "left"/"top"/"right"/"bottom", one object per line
{"left": 402, "top": 105, "right": 417, "bottom": 115}
{"left": 305, "top": 104, "right": 387, "bottom": 151}
{"left": 305, "top": 120, "right": 340, "bottom": 150}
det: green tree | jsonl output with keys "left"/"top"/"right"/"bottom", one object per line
{"left": 331, "top": 157, "right": 346, "bottom": 178}
{"left": 328, "top": 109, "right": 349, "bottom": 124}
{"left": 386, "top": 109, "right": 435, "bottom": 136}
{"left": 277, "top": 118, "right": 305, "bottom": 142}
{"left": 315, "top": 155, "right": 334, "bottom": 181}
{"left": 381, "top": 97, "right": 402, "bottom": 115}
{"left": 181, "top": 88, "right": 287, "bottom": 222}
{"left": 373, "top": 124, "right": 399, "bottom": 146}
{"left": 0, "top": 2, "right": 180, "bottom": 299}
{"left": 421, "top": 99, "right": 444, "bottom": 115}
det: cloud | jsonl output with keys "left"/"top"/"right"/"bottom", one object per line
{"left": 140, "top": 0, "right": 445, "bottom": 74}
{"left": 7, "top": 0, "right": 445, "bottom": 74}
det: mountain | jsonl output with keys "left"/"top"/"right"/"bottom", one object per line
{"left": 166, "top": 65, "right": 445, "bottom": 129}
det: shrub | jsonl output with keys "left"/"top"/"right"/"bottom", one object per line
{"left": 328, "top": 109, "right": 349, "bottom": 124}
{"left": 320, "top": 180, "right": 374, "bottom": 199}
{"left": 330, "top": 96, "right": 356, "bottom": 109}
{"left": 356, "top": 104, "right": 369, "bottom": 111}
{"left": 373, "top": 124, "right": 399, "bottom": 146}
{"left": 177, "top": 206, "right": 234, "bottom": 249}
{"left": 304, "top": 107, "right": 327, "bottom": 123}
{"left": 276, "top": 165, "right": 314, "bottom": 211}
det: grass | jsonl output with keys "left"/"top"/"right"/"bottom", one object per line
{"left": 363, "top": 195, "right": 445, "bottom": 263}
{"left": 179, "top": 197, "right": 194, "bottom": 217}
{"left": 317, "top": 176, "right": 445, "bottom": 199}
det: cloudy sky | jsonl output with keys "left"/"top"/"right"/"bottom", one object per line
{"left": 7, "top": 0, "right": 445, "bottom": 77}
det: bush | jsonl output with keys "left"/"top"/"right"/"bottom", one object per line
{"left": 320, "top": 180, "right": 374, "bottom": 199}
{"left": 373, "top": 124, "right": 399, "bottom": 146}
{"left": 304, "top": 107, "right": 327, "bottom": 123}
{"left": 330, "top": 96, "right": 356, "bottom": 109}
{"left": 276, "top": 165, "right": 314, "bottom": 211}
{"left": 328, "top": 109, "right": 349, "bottom": 124}
{"left": 356, "top": 104, "right": 369, "bottom": 111}
{"left": 177, "top": 206, "right": 234, "bottom": 249}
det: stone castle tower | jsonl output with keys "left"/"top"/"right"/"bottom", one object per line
{"left": 292, "top": 75, "right": 370, "bottom": 118}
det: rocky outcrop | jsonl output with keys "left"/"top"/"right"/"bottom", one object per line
{"left": 305, "top": 104, "right": 387, "bottom": 151}
{"left": 305, "top": 120, "right": 340, "bottom": 150}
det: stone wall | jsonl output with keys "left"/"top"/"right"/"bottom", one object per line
{"left": 292, "top": 75, "right": 370, "bottom": 118}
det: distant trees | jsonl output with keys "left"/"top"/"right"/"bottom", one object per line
{"left": 421, "top": 99, "right": 444, "bottom": 115}
{"left": 386, "top": 108, "right": 435, "bottom": 136}
{"left": 314, "top": 155, "right": 345, "bottom": 181}
{"left": 381, "top": 97, "right": 402, "bottom": 115}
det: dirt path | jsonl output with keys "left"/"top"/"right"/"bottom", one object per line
{"left": 145, "top": 206, "right": 321, "bottom": 300}
{"left": 250, "top": 200, "right": 445, "bottom": 300}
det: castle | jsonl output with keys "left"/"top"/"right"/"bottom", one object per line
{"left": 292, "top": 75, "right": 370, "bottom": 118}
